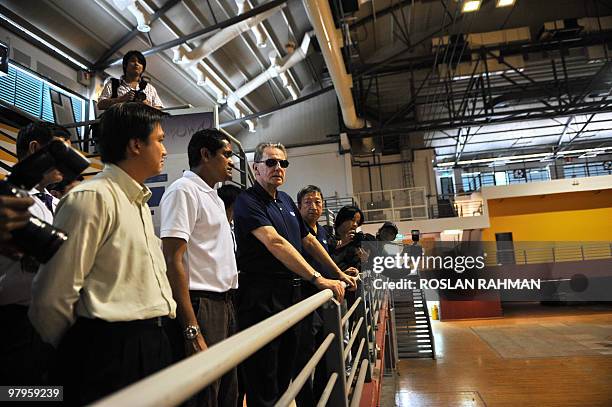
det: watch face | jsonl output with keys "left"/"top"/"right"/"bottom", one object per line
{"left": 184, "top": 326, "right": 199, "bottom": 340}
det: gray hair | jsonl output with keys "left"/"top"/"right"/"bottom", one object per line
{"left": 254, "top": 142, "right": 287, "bottom": 162}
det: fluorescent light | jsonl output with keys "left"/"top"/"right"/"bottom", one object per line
{"left": 496, "top": 0, "right": 516, "bottom": 7}
{"left": 462, "top": 1, "right": 482, "bottom": 13}
{"left": 0, "top": 13, "right": 88, "bottom": 70}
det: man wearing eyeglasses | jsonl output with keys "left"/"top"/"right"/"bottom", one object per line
{"left": 233, "top": 142, "right": 357, "bottom": 407}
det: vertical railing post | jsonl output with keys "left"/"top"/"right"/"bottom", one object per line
{"left": 320, "top": 299, "right": 349, "bottom": 407}
{"left": 353, "top": 283, "right": 372, "bottom": 383}
{"left": 239, "top": 146, "right": 247, "bottom": 188}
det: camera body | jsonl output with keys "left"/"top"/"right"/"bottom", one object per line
{"left": 0, "top": 139, "right": 90, "bottom": 263}
{"left": 133, "top": 89, "right": 146, "bottom": 102}
{"left": 353, "top": 231, "right": 377, "bottom": 243}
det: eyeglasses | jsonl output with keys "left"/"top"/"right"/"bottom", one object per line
{"left": 255, "top": 159, "right": 289, "bottom": 168}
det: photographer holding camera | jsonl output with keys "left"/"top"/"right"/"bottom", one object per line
{"left": 97, "top": 50, "right": 163, "bottom": 110}
{"left": 0, "top": 122, "right": 71, "bottom": 385}
{"left": 332, "top": 205, "right": 374, "bottom": 271}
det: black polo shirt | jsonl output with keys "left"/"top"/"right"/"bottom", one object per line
{"left": 302, "top": 223, "right": 331, "bottom": 277}
{"left": 234, "top": 181, "right": 308, "bottom": 278}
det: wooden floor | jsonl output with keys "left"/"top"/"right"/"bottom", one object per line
{"left": 382, "top": 303, "right": 612, "bottom": 407}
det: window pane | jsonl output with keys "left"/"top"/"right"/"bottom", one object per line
{"left": 15, "top": 70, "right": 43, "bottom": 118}
{"left": 0, "top": 65, "right": 16, "bottom": 105}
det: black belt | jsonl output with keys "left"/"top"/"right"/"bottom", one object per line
{"left": 190, "top": 289, "right": 235, "bottom": 301}
{"left": 77, "top": 316, "right": 170, "bottom": 328}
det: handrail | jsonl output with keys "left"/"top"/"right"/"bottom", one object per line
{"left": 316, "top": 373, "right": 338, "bottom": 407}
{"left": 341, "top": 296, "right": 362, "bottom": 326}
{"left": 345, "top": 338, "right": 365, "bottom": 394}
{"left": 218, "top": 127, "right": 256, "bottom": 187}
{"left": 92, "top": 277, "right": 394, "bottom": 407}
{"left": 91, "top": 289, "right": 334, "bottom": 407}
{"left": 349, "top": 360, "right": 370, "bottom": 407}
{"left": 275, "top": 333, "right": 335, "bottom": 407}
{"left": 0, "top": 98, "right": 42, "bottom": 124}
{"left": 343, "top": 317, "right": 364, "bottom": 360}
{"left": 484, "top": 241, "right": 612, "bottom": 266}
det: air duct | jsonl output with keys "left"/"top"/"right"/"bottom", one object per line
{"left": 236, "top": 0, "right": 268, "bottom": 48}
{"left": 226, "top": 32, "right": 313, "bottom": 112}
{"left": 113, "top": 0, "right": 151, "bottom": 32}
{"left": 172, "top": 3, "right": 285, "bottom": 68}
{"left": 302, "top": 0, "right": 364, "bottom": 129}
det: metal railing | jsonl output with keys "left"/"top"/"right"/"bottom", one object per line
{"left": 323, "top": 196, "right": 357, "bottom": 214}
{"left": 92, "top": 279, "right": 389, "bottom": 407}
{"left": 218, "top": 127, "right": 255, "bottom": 189}
{"left": 356, "top": 187, "right": 429, "bottom": 223}
{"left": 485, "top": 242, "right": 612, "bottom": 266}
{"left": 428, "top": 193, "right": 484, "bottom": 219}
{"left": 453, "top": 199, "right": 484, "bottom": 217}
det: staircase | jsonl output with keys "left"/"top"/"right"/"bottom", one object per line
{"left": 393, "top": 287, "right": 436, "bottom": 359}
{"left": 0, "top": 120, "right": 103, "bottom": 178}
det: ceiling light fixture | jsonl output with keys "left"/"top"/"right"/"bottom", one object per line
{"left": 496, "top": 0, "right": 516, "bottom": 7}
{"left": 0, "top": 12, "right": 88, "bottom": 70}
{"left": 462, "top": 0, "right": 482, "bottom": 13}
{"left": 435, "top": 146, "right": 612, "bottom": 167}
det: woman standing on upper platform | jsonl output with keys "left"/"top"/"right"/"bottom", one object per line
{"left": 98, "top": 50, "right": 163, "bottom": 110}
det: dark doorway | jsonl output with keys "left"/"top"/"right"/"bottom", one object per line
{"left": 495, "top": 232, "right": 515, "bottom": 265}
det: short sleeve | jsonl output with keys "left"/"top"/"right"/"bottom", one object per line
{"left": 288, "top": 198, "right": 308, "bottom": 239}
{"left": 233, "top": 192, "right": 272, "bottom": 234}
{"left": 159, "top": 187, "right": 197, "bottom": 241}
{"left": 99, "top": 80, "right": 112, "bottom": 101}
{"left": 149, "top": 84, "right": 163, "bottom": 108}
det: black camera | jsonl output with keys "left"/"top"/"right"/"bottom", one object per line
{"left": 353, "top": 231, "right": 377, "bottom": 243}
{"left": 133, "top": 90, "right": 146, "bottom": 102}
{"left": 0, "top": 140, "right": 90, "bottom": 263}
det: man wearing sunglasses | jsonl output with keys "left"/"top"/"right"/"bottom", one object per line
{"left": 233, "top": 142, "right": 357, "bottom": 407}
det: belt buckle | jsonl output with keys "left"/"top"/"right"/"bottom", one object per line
{"left": 292, "top": 278, "right": 302, "bottom": 287}
{"left": 156, "top": 317, "right": 162, "bottom": 327}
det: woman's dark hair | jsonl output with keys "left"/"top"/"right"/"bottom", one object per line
{"left": 122, "top": 50, "right": 147, "bottom": 76}
{"left": 334, "top": 205, "right": 365, "bottom": 230}
{"left": 217, "top": 184, "right": 242, "bottom": 210}
{"left": 187, "top": 129, "right": 230, "bottom": 168}
{"left": 16, "top": 122, "right": 71, "bottom": 160}
{"left": 97, "top": 102, "right": 167, "bottom": 164}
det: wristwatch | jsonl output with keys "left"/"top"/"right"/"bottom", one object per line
{"left": 310, "top": 271, "right": 322, "bottom": 285}
{"left": 183, "top": 325, "right": 201, "bottom": 341}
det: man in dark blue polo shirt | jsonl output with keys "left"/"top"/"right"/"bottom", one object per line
{"left": 233, "top": 143, "right": 357, "bottom": 407}
{"left": 294, "top": 185, "right": 358, "bottom": 406}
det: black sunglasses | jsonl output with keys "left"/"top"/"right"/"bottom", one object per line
{"left": 256, "top": 159, "right": 289, "bottom": 168}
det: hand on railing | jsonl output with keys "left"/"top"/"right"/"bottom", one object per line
{"left": 343, "top": 267, "right": 359, "bottom": 277}
{"left": 338, "top": 271, "right": 358, "bottom": 291}
{"left": 315, "top": 277, "right": 345, "bottom": 302}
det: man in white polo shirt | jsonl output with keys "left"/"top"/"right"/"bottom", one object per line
{"left": 160, "top": 129, "right": 238, "bottom": 407}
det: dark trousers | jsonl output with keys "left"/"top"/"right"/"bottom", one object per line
{"left": 236, "top": 276, "right": 302, "bottom": 407}
{"left": 189, "top": 291, "right": 239, "bottom": 407}
{"left": 50, "top": 316, "right": 173, "bottom": 405}
{"left": 0, "top": 304, "right": 54, "bottom": 385}
{"left": 293, "top": 284, "right": 327, "bottom": 407}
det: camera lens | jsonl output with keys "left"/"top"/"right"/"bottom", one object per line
{"left": 11, "top": 216, "right": 68, "bottom": 263}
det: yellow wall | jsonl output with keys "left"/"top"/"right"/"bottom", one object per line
{"left": 482, "top": 189, "right": 612, "bottom": 241}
